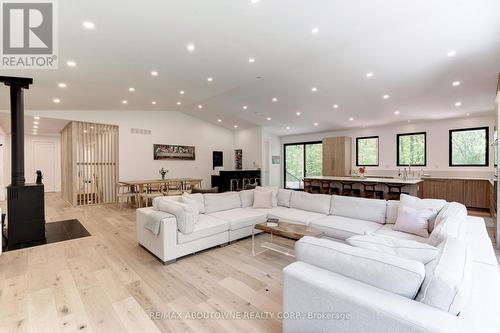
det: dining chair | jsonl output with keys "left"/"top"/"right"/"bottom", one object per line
{"left": 166, "top": 181, "right": 183, "bottom": 196}
{"left": 139, "top": 183, "right": 164, "bottom": 207}
{"left": 116, "top": 183, "right": 136, "bottom": 208}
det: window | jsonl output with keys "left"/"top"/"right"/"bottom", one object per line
{"left": 449, "top": 127, "right": 489, "bottom": 166}
{"left": 397, "top": 132, "right": 426, "bottom": 166}
{"left": 356, "top": 136, "right": 379, "bottom": 166}
{"left": 284, "top": 141, "right": 322, "bottom": 189}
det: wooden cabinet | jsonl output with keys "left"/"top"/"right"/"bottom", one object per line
{"left": 422, "top": 178, "right": 490, "bottom": 209}
{"left": 322, "top": 137, "right": 352, "bottom": 176}
{"left": 464, "top": 180, "right": 489, "bottom": 209}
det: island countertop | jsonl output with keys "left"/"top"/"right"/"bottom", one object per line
{"left": 303, "top": 176, "right": 423, "bottom": 185}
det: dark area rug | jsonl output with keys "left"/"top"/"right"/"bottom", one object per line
{"left": 2, "top": 219, "right": 90, "bottom": 252}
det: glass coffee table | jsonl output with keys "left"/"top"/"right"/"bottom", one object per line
{"left": 252, "top": 220, "right": 324, "bottom": 257}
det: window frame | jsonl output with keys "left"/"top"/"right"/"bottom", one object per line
{"left": 283, "top": 140, "right": 322, "bottom": 190}
{"left": 356, "top": 136, "right": 379, "bottom": 167}
{"left": 448, "top": 126, "right": 489, "bottom": 167}
{"left": 396, "top": 131, "right": 427, "bottom": 167}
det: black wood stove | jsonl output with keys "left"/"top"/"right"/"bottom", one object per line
{"left": 0, "top": 76, "right": 46, "bottom": 247}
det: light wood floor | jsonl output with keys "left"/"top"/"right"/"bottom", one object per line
{"left": 0, "top": 193, "right": 294, "bottom": 333}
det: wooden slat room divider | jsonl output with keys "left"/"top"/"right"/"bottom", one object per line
{"left": 61, "top": 121, "right": 119, "bottom": 205}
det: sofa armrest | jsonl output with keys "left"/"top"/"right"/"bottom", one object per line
{"left": 136, "top": 208, "right": 178, "bottom": 262}
{"left": 283, "top": 262, "right": 460, "bottom": 333}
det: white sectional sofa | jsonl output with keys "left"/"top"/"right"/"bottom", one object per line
{"left": 136, "top": 187, "right": 500, "bottom": 332}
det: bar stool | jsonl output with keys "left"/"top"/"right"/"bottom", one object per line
{"left": 320, "top": 181, "right": 331, "bottom": 194}
{"left": 384, "top": 183, "right": 409, "bottom": 200}
{"left": 242, "top": 178, "right": 251, "bottom": 189}
{"left": 230, "top": 179, "right": 241, "bottom": 192}
{"left": 362, "top": 183, "right": 384, "bottom": 199}
{"left": 340, "top": 182, "right": 361, "bottom": 197}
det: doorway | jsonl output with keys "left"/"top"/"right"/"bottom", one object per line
{"left": 33, "top": 141, "right": 56, "bottom": 192}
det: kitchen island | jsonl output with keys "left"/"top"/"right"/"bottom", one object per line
{"left": 302, "top": 176, "right": 423, "bottom": 197}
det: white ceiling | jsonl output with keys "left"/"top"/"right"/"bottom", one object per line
{"left": 0, "top": 0, "right": 499, "bottom": 136}
{"left": 0, "top": 112, "right": 69, "bottom": 136}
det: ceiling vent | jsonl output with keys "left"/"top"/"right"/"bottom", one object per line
{"left": 131, "top": 128, "right": 152, "bottom": 135}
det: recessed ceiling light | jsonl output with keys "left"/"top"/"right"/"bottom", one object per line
{"left": 90, "top": 126, "right": 94, "bottom": 129}
{"left": 286, "top": 126, "right": 291, "bottom": 130}
{"left": 383, "top": 94, "right": 390, "bottom": 99}
{"left": 333, "top": 104, "right": 339, "bottom": 109}
{"left": 179, "top": 90, "right": 185, "bottom": 95}
{"left": 234, "top": 125, "right": 238, "bottom": 129}
{"left": 313, "top": 122, "right": 319, "bottom": 126}
{"left": 217, "top": 119, "right": 222, "bottom": 123}
{"left": 447, "top": 50, "right": 457, "bottom": 57}
{"left": 394, "top": 110, "right": 400, "bottom": 115}
{"left": 452, "top": 81, "right": 461, "bottom": 86}
{"left": 83, "top": 130, "right": 88, "bottom": 134}
{"left": 207, "top": 77, "right": 213, "bottom": 82}
{"left": 53, "top": 98, "right": 60, "bottom": 103}
{"left": 151, "top": 71, "right": 158, "bottom": 76}
{"left": 33, "top": 132, "right": 37, "bottom": 135}
{"left": 248, "top": 57, "right": 255, "bottom": 63}
{"left": 296, "top": 111, "right": 301, "bottom": 116}
{"left": 151, "top": 101, "right": 157, "bottom": 105}
{"left": 33, "top": 121, "right": 39, "bottom": 125}
{"left": 466, "top": 113, "right": 470, "bottom": 116}
{"left": 82, "top": 21, "right": 95, "bottom": 29}
{"left": 129, "top": 87, "right": 135, "bottom": 92}
{"left": 311, "top": 87, "right": 317, "bottom": 92}
{"left": 34, "top": 116, "right": 40, "bottom": 120}
{"left": 365, "top": 72, "right": 374, "bottom": 78}
{"left": 33, "top": 125, "right": 38, "bottom": 129}
{"left": 176, "top": 101, "right": 182, "bottom": 105}
{"left": 311, "top": 27, "right": 319, "bottom": 35}
{"left": 186, "top": 43, "right": 195, "bottom": 53}
{"left": 122, "top": 100, "right": 127, "bottom": 104}
{"left": 197, "top": 104, "right": 203, "bottom": 109}
{"left": 66, "top": 61, "right": 76, "bottom": 67}
{"left": 272, "top": 97, "right": 277, "bottom": 102}
{"left": 242, "top": 106, "right": 248, "bottom": 110}
{"left": 455, "top": 101, "right": 462, "bottom": 107}
{"left": 266, "top": 117, "right": 272, "bottom": 121}
{"left": 58, "top": 83, "right": 66, "bottom": 88}
{"left": 349, "top": 117, "right": 354, "bottom": 121}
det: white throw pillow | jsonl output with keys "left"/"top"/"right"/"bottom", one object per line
{"left": 239, "top": 189, "right": 254, "bottom": 207}
{"left": 394, "top": 204, "right": 436, "bottom": 238}
{"left": 400, "top": 194, "right": 446, "bottom": 232}
{"left": 182, "top": 193, "right": 205, "bottom": 214}
{"left": 416, "top": 238, "right": 472, "bottom": 315}
{"left": 253, "top": 189, "right": 273, "bottom": 209}
{"left": 155, "top": 199, "right": 198, "bottom": 234}
{"left": 385, "top": 200, "right": 399, "bottom": 224}
{"left": 346, "top": 235, "right": 439, "bottom": 264}
{"left": 296, "top": 236, "right": 425, "bottom": 299}
{"left": 277, "top": 188, "right": 293, "bottom": 207}
{"left": 181, "top": 196, "right": 200, "bottom": 216}
{"left": 256, "top": 186, "right": 278, "bottom": 207}
{"left": 428, "top": 202, "right": 467, "bottom": 246}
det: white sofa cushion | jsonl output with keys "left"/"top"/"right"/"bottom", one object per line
{"left": 393, "top": 204, "right": 436, "bottom": 238}
{"left": 346, "top": 234, "right": 439, "bottom": 264}
{"left": 428, "top": 202, "right": 467, "bottom": 246}
{"left": 209, "top": 208, "right": 268, "bottom": 230}
{"left": 152, "top": 195, "right": 181, "bottom": 209}
{"left": 290, "top": 191, "right": 331, "bottom": 214}
{"left": 182, "top": 193, "right": 205, "bottom": 213}
{"left": 385, "top": 200, "right": 399, "bottom": 224}
{"left": 155, "top": 198, "right": 198, "bottom": 234}
{"left": 374, "top": 224, "right": 429, "bottom": 243}
{"left": 239, "top": 190, "right": 254, "bottom": 208}
{"left": 277, "top": 189, "right": 293, "bottom": 207}
{"left": 177, "top": 214, "right": 228, "bottom": 244}
{"left": 265, "top": 206, "right": 326, "bottom": 225}
{"left": 295, "top": 236, "right": 425, "bottom": 299}
{"left": 203, "top": 192, "right": 241, "bottom": 213}
{"left": 330, "top": 195, "right": 387, "bottom": 224}
{"left": 400, "top": 194, "right": 446, "bottom": 232}
{"left": 253, "top": 189, "right": 273, "bottom": 209}
{"left": 310, "top": 215, "right": 383, "bottom": 240}
{"left": 256, "top": 186, "right": 278, "bottom": 207}
{"left": 416, "top": 238, "right": 472, "bottom": 315}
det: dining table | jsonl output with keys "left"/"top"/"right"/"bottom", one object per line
{"left": 119, "top": 178, "right": 203, "bottom": 207}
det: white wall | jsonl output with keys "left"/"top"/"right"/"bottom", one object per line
{"left": 233, "top": 127, "right": 263, "bottom": 170}
{"left": 262, "top": 128, "right": 281, "bottom": 187}
{"left": 25, "top": 110, "right": 235, "bottom": 189}
{"left": 281, "top": 114, "right": 496, "bottom": 181}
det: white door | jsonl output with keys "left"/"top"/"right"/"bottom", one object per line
{"left": 33, "top": 141, "right": 56, "bottom": 192}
